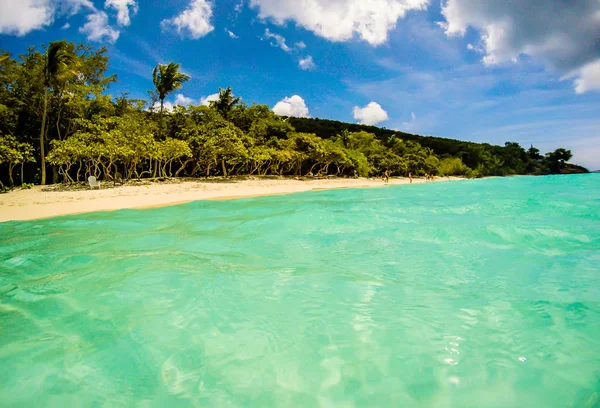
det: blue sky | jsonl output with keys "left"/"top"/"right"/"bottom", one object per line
{"left": 2, "top": 0, "right": 600, "bottom": 169}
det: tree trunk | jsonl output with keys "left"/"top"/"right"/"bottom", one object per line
{"left": 175, "top": 158, "right": 192, "bottom": 177}
{"left": 21, "top": 163, "right": 24, "bottom": 185}
{"left": 159, "top": 98, "right": 164, "bottom": 138}
{"left": 76, "top": 160, "right": 82, "bottom": 182}
{"left": 221, "top": 159, "right": 227, "bottom": 177}
{"left": 8, "top": 163, "right": 15, "bottom": 186}
{"left": 40, "top": 88, "right": 49, "bottom": 185}
{"left": 52, "top": 166, "right": 58, "bottom": 184}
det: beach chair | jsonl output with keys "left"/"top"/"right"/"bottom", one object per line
{"left": 88, "top": 176, "right": 101, "bottom": 190}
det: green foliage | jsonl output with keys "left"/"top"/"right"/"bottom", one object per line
{"left": 543, "top": 148, "right": 574, "bottom": 174}
{"left": 438, "top": 157, "right": 471, "bottom": 177}
{"left": 0, "top": 135, "right": 35, "bottom": 185}
{"left": 210, "top": 87, "right": 241, "bottom": 119}
{"left": 152, "top": 63, "right": 190, "bottom": 103}
{"left": 0, "top": 40, "right": 589, "bottom": 186}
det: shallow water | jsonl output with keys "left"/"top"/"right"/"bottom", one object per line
{"left": 1, "top": 174, "right": 599, "bottom": 407}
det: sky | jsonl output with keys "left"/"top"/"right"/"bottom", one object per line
{"left": 1, "top": 0, "right": 600, "bottom": 169}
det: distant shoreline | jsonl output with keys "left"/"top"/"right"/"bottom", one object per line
{"left": 0, "top": 176, "right": 465, "bottom": 223}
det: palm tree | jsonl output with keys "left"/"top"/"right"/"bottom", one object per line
{"left": 39, "top": 40, "right": 75, "bottom": 185}
{"left": 210, "top": 87, "right": 241, "bottom": 119}
{"left": 152, "top": 63, "right": 190, "bottom": 128}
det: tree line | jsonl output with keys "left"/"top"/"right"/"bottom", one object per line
{"left": 0, "top": 40, "right": 588, "bottom": 188}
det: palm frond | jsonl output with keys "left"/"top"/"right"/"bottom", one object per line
{"left": 152, "top": 62, "right": 190, "bottom": 100}
{"left": 45, "top": 40, "right": 77, "bottom": 86}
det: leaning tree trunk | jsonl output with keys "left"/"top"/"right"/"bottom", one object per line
{"left": 39, "top": 88, "right": 49, "bottom": 185}
{"left": 221, "top": 159, "right": 227, "bottom": 177}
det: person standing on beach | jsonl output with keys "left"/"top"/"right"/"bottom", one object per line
{"left": 409, "top": 172, "right": 412, "bottom": 183}
{"left": 384, "top": 170, "right": 390, "bottom": 183}
{"left": 354, "top": 169, "right": 359, "bottom": 179}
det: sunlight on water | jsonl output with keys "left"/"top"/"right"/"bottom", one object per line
{"left": 1, "top": 175, "right": 599, "bottom": 407}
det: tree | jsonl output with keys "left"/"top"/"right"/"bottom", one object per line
{"left": 0, "top": 135, "right": 35, "bottom": 185}
{"left": 152, "top": 62, "right": 190, "bottom": 131}
{"left": 544, "top": 148, "right": 573, "bottom": 173}
{"left": 528, "top": 145, "right": 542, "bottom": 160}
{"left": 39, "top": 41, "right": 76, "bottom": 185}
{"left": 210, "top": 87, "right": 241, "bottom": 119}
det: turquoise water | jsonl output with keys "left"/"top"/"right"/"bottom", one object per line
{"left": 1, "top": 175, "right": 599, "bottom": 407}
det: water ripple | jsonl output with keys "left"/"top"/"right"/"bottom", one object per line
{"left": 0, "top": 175, "right": 599, "bottom": 406}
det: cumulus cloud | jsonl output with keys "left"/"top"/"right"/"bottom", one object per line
{"left": 273, "top": 95, "right": 310, "bottom": 117}
{"left": 298, "top": 56, "right": 316, "bottom": 71}
{"left": 200, "top": 93, "right": 220, "bottom": 106}
{"left": 153, "top": 101, "right": 174, "bottom": 112}
{"left": 79, "top": 10, "right": 119, "bottom": 43}
{"left": 174, "top": 94, "right": 194, "bottom": 106}
{"left": 264, "top": 28, "right": 291, "bottom": 52}
{"left": 226, "top": 28, "right": 238, "bottom": 39}
{"left": 0, "top": 0, "right": 54, "bottom": 35}
{"left": 574, "top": 61, "right": 600, "bottom": 94}
{"left": 151, "top": 94, "right": 198, "bottom": 111}
{"left": 0, "top": 0, "right": 128, "bottom": 40}
{"left": 353, "top": 102, "right": 388, "bottom": 125}
{"left": 250, "top": 0, "right": 429, "bottom": 45}
{"left": 104, "top": 0, "right": 138, "bottom": 26}
{"left": 295, "top": 41, "right": 306, "bottom": 49}
{"left": 440, "top": 0, "right": 600, "bottom": 93}
{"left": 161, "top": 0, "right": 214, "bottom": 39}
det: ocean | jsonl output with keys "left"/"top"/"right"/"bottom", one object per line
{"left": 1, "top": 174, "right": 599, "bottom": 407}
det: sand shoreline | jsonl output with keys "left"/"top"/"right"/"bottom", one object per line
{"left": 0, "top": 176, "right": 465, "bottom": 223}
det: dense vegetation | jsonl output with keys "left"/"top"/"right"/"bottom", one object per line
{"left": 0, "top": 41, "right": 587, "bottom": 188}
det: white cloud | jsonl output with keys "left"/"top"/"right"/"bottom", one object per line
{"left": 273, "top": 95, "right": 310, "bottom": 117}
{"left": 104, "top": 0, "right": 138, "bottom": 26}
{"left": 62, "top": 0, "right": 95, "bottom": 15}
{"left": 402, "top": 111, "right": 417, "bottom": 130}
{"left": 0, "top": 0, "right": 127, "bottom": 40}
{"left": 161, "top": 0, "right": 214, "bottom": 39}
{"left": 264, "top": 28, "right": 291, "bottom": 52}
{"left": 295, "top": 41, "right": 306, "bottom": 49}
{"left": 298, "top": 56, "right": 316, "bottom": 71}
{"left": 234, "top": 0, "right": 244, "bottom": 14}
{"left": 353, "top": 102, "right": 388, "bottom": 125}
{"left": 574, "top": 61, "right": 600, "bottom": 94}
{"left": 79, "top": 10, "right": 120, "bottom": 43}
{"left": 151, "top": 94, "right": 202, "bottom": 111}
{"left": 440, "top": 0, "right": 600, "bottom": 93}
{"left": 226, "top": 28, "right": 238, "bottom": 39}
{"left": 153, "top": 101, "right": 175, "bottom": 112}
{"left": 250, "top": 0, "right": 429, "bottom": 46}
{"left": 0, "top": 0, "right": 54, "bottom": 35}
{"left": 174, "top": 94, "right": 194, "bottom": 106}
{"left": 200, "top": 93, "right": 220, "bottom": 106}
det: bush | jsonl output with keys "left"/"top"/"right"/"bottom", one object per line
{"left": 438, "top": 157, "right": 471, "bottom": 176}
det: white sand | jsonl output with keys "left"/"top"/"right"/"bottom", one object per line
{"left": 0, "top": 177, "right": 464, "bottom": 223}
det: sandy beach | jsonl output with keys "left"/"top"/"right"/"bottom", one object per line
{"left": 0, "top": 176, "right": 464, "bottom": 223}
